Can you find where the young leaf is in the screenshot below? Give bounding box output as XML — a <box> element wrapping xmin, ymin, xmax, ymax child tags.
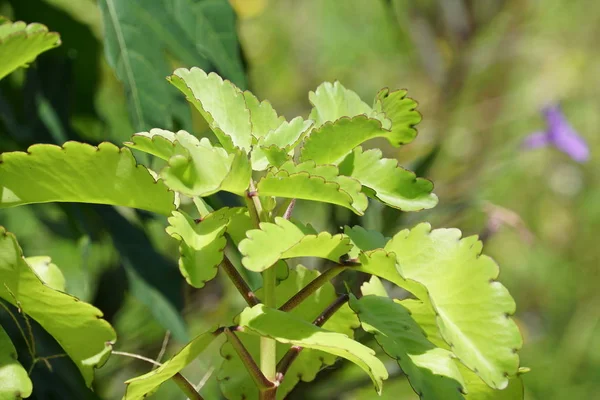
<box><xmin>0</xmin><ymin>19</ymin><xmax>60</xmax><ymax>80</ymax></box>
<box><xmin>0</xmin><ymin>228</ymin><xmax>116</xmax><ymax>386</ymax></box>
<box><xmin>219</xmin><ymin>266</ymin><xmax>358</xmax><ymax>400</ymax></box>
<box><xmin>250</xmin><ymin>117</ymin><xmax>313</xmax><ymax>171</ymax></box>
<box><xmin>0</xmin><ymin>325</ymin><xmax>32</xmax><ymax>400</ymax></box>
<box><xmin>239</xmin><ymin>217</ymin><xmax>352</xmax><ymax>272</ymax></box>
<box><xmin>243</xmin><ymin>91</ymin><xmax>285</xmax><ymax>140</ymax></box>
<box><xmin>237</xmin><ymin>304</ymin><xmax>388</xmax><ymax>394</ymax></box>
<box><xmin>257</xmin><ymin>161</ymin><xmax>368</xmax><ymax>215</ymax></box>
<box><xmin>125</xmin><ymin>129</ymin><xmax>200</xmax><ymax>160</ymax></box>
<box><xmin>386</xmin><ymin>223</ymin><xmax>522</xmax><ymax>389</ymax></box>
<box><xmin>166</xmin><ymin>210</ymin><xmax>229</xmax><ymax>288</ymax></box>
<box><xmin>169</xmin><ymin>67</ymin><xmax>253</xmax><ymax>152</ymax></box>
<box><xmin>0</xmin><ymin>142</ymin><xmax>176</xmax><ymax>215</ymax></box>
<box><xmin>360</xmin><ymin>275</ymin><xmax>388</xmax><ymax>297</ymax></box>
<box><xmin>160</xmin><ymin>138</ymin><xmax>251</xmax><ymax>197</ymax></box>
<box><xmin>373</xmin><ymin>88</ymin><xmax>422</xmax><ymax>145</ymax></box>
<box><xmin>124</xmin><ymin>328</ymin><xmax>222</xmax><ymax>400</ymax></box>
<box><xmin>299</xmin><ymin>116</ymin><xmax>390</xmax><ymax>165</ymax></box>
<box><xmin>308</xmin><ymin>81</ymin><xmax>387</xmax><ymax>127</ymax></box>
<box><xmin>25</xmin><ymin>256</ymin><xmax>66</xmax><ymax>291</ymax></box>
<box><xmin>339</xmin><ymin>146</ymin><xmax>438</xmax><ymax>211</ymax></box>
<box><xmin>344</xmin><ymin>225</ymin><xmax>387</xmax><ymax>258</ymax></box>
<box><xmin>350</xmin><ymin>295</ymin><xmax>466</xmax><ymax>400</ymax></box>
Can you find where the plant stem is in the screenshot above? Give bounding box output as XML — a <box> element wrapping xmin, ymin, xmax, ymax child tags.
<box><xmin>282</xmin><ymin>199</ymin><xmax>296</xmax><ymax>220</ymax></box>
<box><xmin>223</xmin><ymin>328</ymin><xmax>274</xmax><ymax>391</ymax></box>
<box><xmin>279</xmin><ymin>265</ymin><xmax>346</xmax><ymax>312</ymax></box>
<box><xmin>276</xmin><ymin>294</ymin><xmax>349</xmax><ymax>384</ymax></box>
<box><xmin>221</xmin><ymin>256</ymin><xmax>260</xmax><ymax>306</ymax></box>
<box><xmin>111</xmin><ymin>350</ymin><xmax>204</xmax><ymax>400</ymax></box>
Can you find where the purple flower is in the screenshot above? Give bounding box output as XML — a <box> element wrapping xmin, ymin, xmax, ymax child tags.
<box><xmin>522</xmin><ymin>104</ymin><xmax>589</xmax><ymax>162</ymax></box>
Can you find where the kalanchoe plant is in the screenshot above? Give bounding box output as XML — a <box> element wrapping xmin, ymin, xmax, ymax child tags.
<box><xmin>0</xmin><ymin>65</ymin><xmax>525</xmax><ymax>399</ymax></box>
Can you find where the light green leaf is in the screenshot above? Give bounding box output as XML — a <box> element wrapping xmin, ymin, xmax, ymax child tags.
<box><xmin>0</xmin><ymin>324</ymin><xmax>32</xmax><ymax>400</ymax></box>
<box><xmin>243</xmin><ymin>91</ymin><xmax>285</xmax><ymax>140</ymax></box>
<box><xmin>0</xmin><ymin>142</ymin><xmax>176</xmax><ymax>215</ymax></box>
<box><xmin>125</xmin><ymin>129</ymin><xmax>200</xmax><ymax>160</ymax></box>
<box><xmin>25</xmin><ymin>256</ymin><xmax>66</xmax><ymax>291</ymax></box>
<box><xmin>300</xmin><ymin>116</ymin><xmax>391</xmax><ymax>165</ymax></box>
<box><xmin>360</xmin><ymin>275</ymin><xmax>388</xmax><ymax>297</ymax></box>
<box><xmin>308</xmin><ymin>81</ymin><xmax>387</xmax><ymax>127</ymax></box>
<box><xmin>218</xmin><ymin>266</ymin><xmax>359</xmax><ymax>400</ymax></box>
<box><xmin>373</xmin><ymin>88</ymin><xmax>422</xmax><ymax>145</ymax></box>
<box><xmin>251</xmin><ymin>117</ymin><xmax>313</xmax><ymax>170</ymax></box>
<box><xmin>237</xmin><ymin>304</ymin><xmax>388</xmax><ymax>394</ymax></box>
<box><xmin>339</xmin><ymin>147</ymin><xmax>438</xmax><ymax>211</ymax></box>
<box><xmin>99</xmin><ymin>0</ymin><xmax>245</xmax><ymax>131</ymax></box>
<box><xmin>0</xmin><ymin>228</ymin><xmax>116</xmax><ymax>386</ymax></box>
<box><xmin>350</xmin><ymin>295</ymin><xmax>465</xmax><ymax>400</ymax></box>
<box><xmin>169</xmin><ymin>67</ymin><xmax>252</xmax><ymax>152</ymax></box>
<box><xmin>0</xmin><ymin>19</ymin><xmax>60</xmax><ymax>80</ymax></box>
<box><xmin>166</xmin><ymin>210</ymin><xmax>228</xmax><ymax>288</ymax></box>
<box><xmin>344</xmin><ymin>225</ymin><xmax>387</xmax><ymax>259</ymax></box>
<box><xmin>124</xmin><ymin>328</ymin><xmax>222</xmax><ymax>400</ymax></box>
<box><xmin>160</xmin><ymin>137</ymin><xmax>251</xmax><ymax>197</ymax></box>
<box><xmin>385</xmin><ymin>223</ymin><xmax>522</xmax><ymax>389</ymax></box>
<box><xmin>239</xmin><ymin>217</ymin><xmax>352</xmax><ymax>272</ymax></box>
<box><xmin>256</xmin><ymin>161</ymin><xmax>368</xmax><ymax>215</ymax></box>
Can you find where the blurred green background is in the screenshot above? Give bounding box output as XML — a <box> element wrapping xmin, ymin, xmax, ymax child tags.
<box><xmin>0</xmin><ymin>0</ymin><xmax>598</xmax><ymax>399</ymax></box>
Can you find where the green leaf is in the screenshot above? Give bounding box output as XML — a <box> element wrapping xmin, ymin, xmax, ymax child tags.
<box><xmin>126</xmin><ymin>129</ymin><xmax>200</xmax><ymax>160</ymax></box>
<box><xmin>251</xmin><ymin>117</ymin><xmax>313</xmax><ymax>171</ymax></box>
<box><xmin>239</xmin><ymin>217</ymin><xmax>352</xmax><ymax>272</ymax></box>
<box><xmin>339</xmin><ymin>147</ymin><xmax>438</xmax><ymax>211</ymax></box>
<box><xmin>169</xmin><ymin>67</ymin><xmax>252</xmax><ymax>152</ymax></box>
<box><xmin>0</xmin><ymin>228</ymin><xmax>116</xmax><ymax>386</ymax></box>
<box><xmin>0</xmin><ymin>19</ymin><xmax>60</xmax><ymax>80</ymax></box>
<box><xmin>237</xmin><ymin>304</ymin><xmax>388</xmax><ymax>394</ymax></box>
<box><xmin>385</xmin><ymin>223</ymin><xmax>522</xmax><ymax>389</ymax></box>
<box><xmin>243</xmin><ymin>91</ymin><xmax>285</xmax><ymax>140</ymax></box>
<box><xmin>308</xmin><ymin>81</ymin><xmax>386</xmax><ymax>127</ymax></box>
<box><xmin>350</xmin><ymin>295</ymin><xmax>466</xmax><ymax>400</ymax></box>
<box><xmin>300</xmin><ymin>116</ymin><xmax>391</xmax><ymax>165</ymax></box>
<box><xmin>161</xmin><ymin>137</ymin><xmax>251</xmax><ymax>197</ymax></box>
<box><xmin>344</xmin><ymin>225</ymin><xmax>387</xmax><ymax>259</ymax></box>
<box><xmin>0</xmin><ymin>324</ymin><xmax>32</xmax><ymax>400</ymax></box>
<box><xmin>25</xmin><ymin>256</ymin><xmax>66</xmax><ymax>291</ymax></box>
<box><xmin>360</xmin><ymin>275</ymin><xmax>388</xmax><ymax>297</ymax></box>
<box><xmin>218</xmin><ymin>266</ymin><xmax>359</xmax><ymax>400</ymax></box>
<box><xmin>124</xmin><ymin>328</ymin><xmax>222</xmax><ymax>400</ymax></box>
<box><xmin>0</xmin><ymin>142</ymin><xmax>176</xmax><ymax>215</ymax></box>
<box><xmin>373</xmin><ymin>88</ymin><xmax>422</xmax><ymax>145</ymax></box>
<box><xmin>99</xmin><ymin>0</ymin><xmax>245</xmax><ymax>131</ymax></box>
<box><xmin>256</xmin><ymin>161</ymin><xmax>368</xmax><ymax>215</ymax></box>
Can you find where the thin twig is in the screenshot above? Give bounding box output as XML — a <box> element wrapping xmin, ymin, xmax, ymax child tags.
<box><xmin>224</xmin><ymin>327</ymin><xmax>274</xmax><ymax>391</ymax></box>
<box><xmin>221</xmin><ymin>256</ymin><xmax>260</xmax><ymax>306</ymax></box>
<box><xmin>0</xmin><ymin>299</ymin><xmax>34</xmax><ymax>360</ymax></box>
<box><xmin>152</xmin><ymin>330</ymin><xmax>171</xmax><ymax>370</ymax></box>
<box><xmin>282</xmin><ymin>199</ymin><xmax>296</xmax><ymax>220</ymax></box>
<box><xmin>276</xmin><ymin>294</ymin><xmax>349</xmax><ymax>384</ymax></box>
<box><xmin>279</xmin><ymin>266</ymin><xmax>346</xmax><ymax>312</ymax></box>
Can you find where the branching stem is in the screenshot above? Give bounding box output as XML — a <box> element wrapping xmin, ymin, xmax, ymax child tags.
<box><xmin>221</xmin><ymin>256</ymin><xmax>260</xmax><ymax>306</ymax></box>
<box><xmin>224</xmin><ymin>327</ymin><xmax>274</xmax><ymax>391</ymax></box>
<box><xmin>279</xmin><ymin>265</ymin><xmax>346</xmax><ymax>312</ymax></box>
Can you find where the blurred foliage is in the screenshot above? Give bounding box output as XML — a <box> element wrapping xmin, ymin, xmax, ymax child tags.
<box><xmin>0</xmin><ymin>0</ymin><xmax>598</xmax><ymax>399</ymax></box>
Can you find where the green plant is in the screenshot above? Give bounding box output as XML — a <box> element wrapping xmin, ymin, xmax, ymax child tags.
<box><xmin>0</xmin><ymin>18</ymin><xmax>524</xmax><ymax>400</ymax></box>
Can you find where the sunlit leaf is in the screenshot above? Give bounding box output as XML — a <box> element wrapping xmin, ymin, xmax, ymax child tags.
<box><xmin>308</xmin><ymin>81</ymin><xmax>387</xmax><ymax>127</ymax></box>
<box><xmin>218</xmin><ymin>266</ymin><xmax>359</xmax><ymax>400</ymax></box>
<box><xmin>0</xmin><ymin>228</ymin><xmax>116</xmax><ymax>386</ymax></box>
<box><xmin>239</xmin><ymin>217</ymin><xmax>352</xmax><ymax>272</ymax></box>
<box><xmin>25</xmin><ymin>256</ymin><xmax>66</xmax><ymax>291</ymax></box>
<box><xmin>161</xmin><ymin>137</ymin><xmax>251</xmax><ymax>197</ymax></box>
<box><xmin>257</xmin><ymin>161</ymin><xmax>368</xmax><ymax>215</ymax></box>
<box><xmin>243</xmin><ymin>91</ymin><xmax>285</xmax><ymax>140</ymax></box>
<box><xmin>373</xmin><ymin>88</ymin><xmax>421</xmax><ymax>145</ymax></box>
<box><xmin>169</xmin><ymin>67</ymin><xmax>252</xmax><ymax>152</ymax></box>
<box><xmin>251</xmin><ymin>117</ymin><xmax>313</xmax><ymax>171</ymax></box>
<box><xmin>0</xmin><ymin>142</ymin><xmax>176</xmax><ymax>215</ymax></box>
<box><xmin>124</xmin><ymin>328</ymin><xmax>222</xmax><ymax>400</ymax></box>
<box><xmin>236</xmin><ymin>304</ymin><xmax>388</xmax><ymax>394</ymax></box>
<box><xmin>0</xmin><ymin>19</ymin><xmax>60</xmax><ymax>80</ymax></box>
<box><xmin>0</xmin><ymin>324</ymin><xmax>32</xmax><ymax>400</ymax></box>
<box><xmin>360</xmin><ymin>275</ymin><xmax>388</xmax><ymax>297</ymax></box>
<box><xmin>350</xmin><ymin>295</ymin><xmax>465</xmax><ymax>400</ymax></box>
<box><xmin>339</xmin><ymin>146</ymin><xmax>438</xmax><ymax>211</ymax></box>
<box><xmin>386</xmin><ymin>224</ymin><xmax>522</xmax><ymax>389</ymax></box>
<box><xmin>125</xmin><ymin>129</ymin><xmax>200</xmax><ymax>160</ymax></box>
<box><xmin>300</xmin><ymin>116</ymin><xmax>390</xmax><ymax>165</ymax></box>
